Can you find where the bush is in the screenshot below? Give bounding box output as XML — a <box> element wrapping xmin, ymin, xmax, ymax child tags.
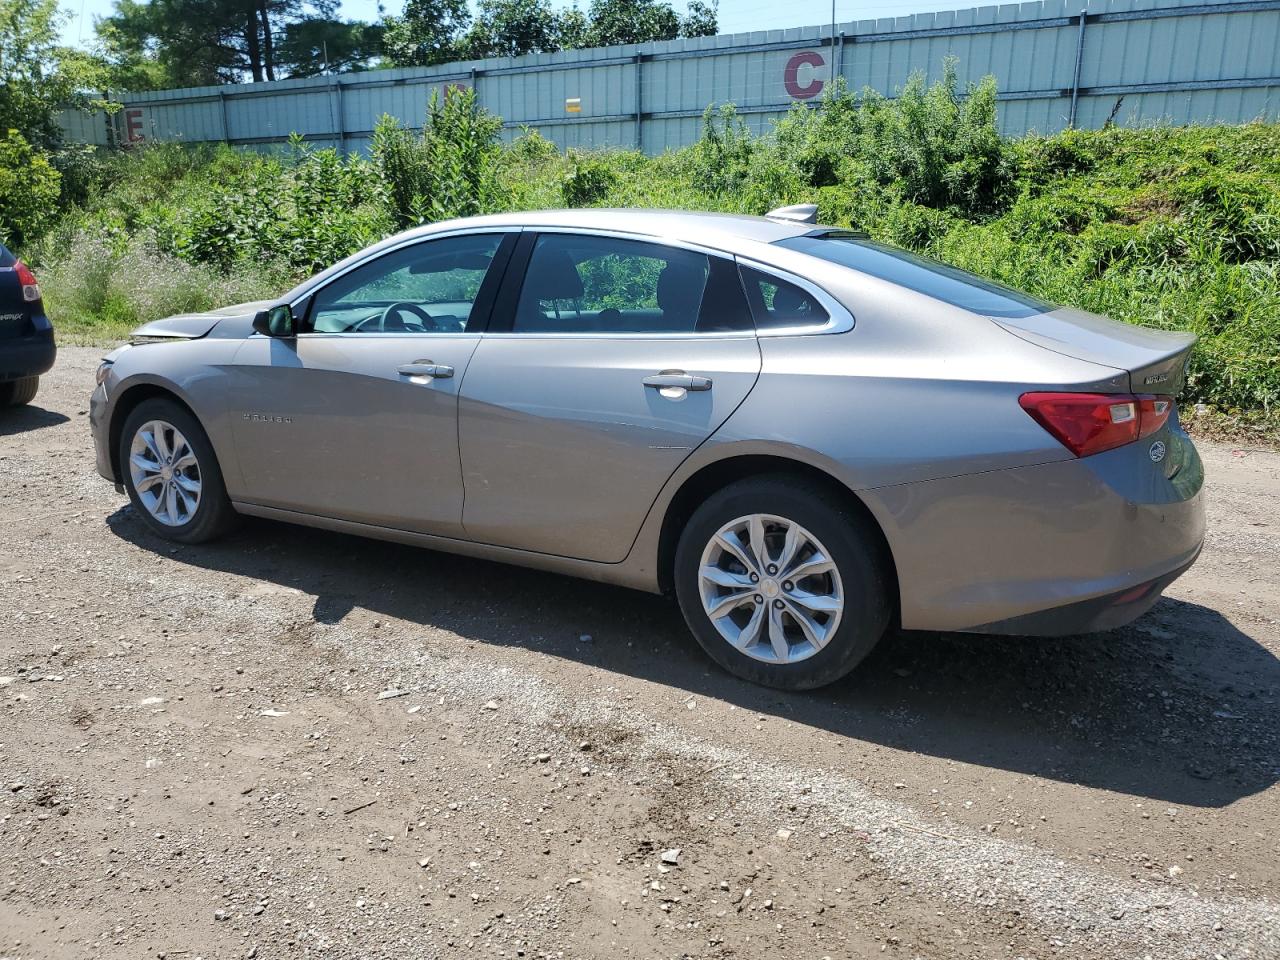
<box><xmin>371</xmin><ymin>86</ymin><xmax>505</xmax><ymax>228</ymax></box>
<box><xmin>561</xmin><ymin>151</ymin><xmax>617</xmax><ymax>206</ymax></box>
<box><xmin>0</xmin><ymin>129</ymin><xmax>61</xmax><ymax>248</ymax></box>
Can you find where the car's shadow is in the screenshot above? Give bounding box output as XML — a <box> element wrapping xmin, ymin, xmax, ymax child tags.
<box><xmin>108</xmin><ymin>507</ymin><xmax>1280</xmax><ymax>808</ymax></box>
<box><xmin>0</xmin><ymin>404</ymin><xmax>70</xmax><ymax>436</ymax></box>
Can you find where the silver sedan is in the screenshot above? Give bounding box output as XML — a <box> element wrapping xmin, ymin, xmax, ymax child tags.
<box><xmin>90</xmin><ymin>208</ymin><xmax>1205</xmax><ymax>689</ymax></box>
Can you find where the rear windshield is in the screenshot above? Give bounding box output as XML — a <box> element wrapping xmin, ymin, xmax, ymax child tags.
<box><xmin>0</xmin><ymin>245</ymin><xmax>13</xmax><ymax>268</ymax></box>
<box><xmin>776</xmin><ymin>234</ymin><xmax>1054</xmax><ymax>319</ymax></box>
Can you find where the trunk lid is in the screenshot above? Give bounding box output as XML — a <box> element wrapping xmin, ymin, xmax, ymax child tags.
<box><xmin>992</xmin><ymin>305</ymin><xmax>1194</xmax><ymax>395</ymax></box>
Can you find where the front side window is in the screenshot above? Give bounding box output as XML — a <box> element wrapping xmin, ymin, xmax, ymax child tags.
<box><xmin>308</xmin><ymin>233</ymin><xmax>505</xmax><ymax>334</ymax></box>
<box><xmin>512</xmin><ymin>234</ymin><xmax>746</xmax><ymax>334</ymax></box>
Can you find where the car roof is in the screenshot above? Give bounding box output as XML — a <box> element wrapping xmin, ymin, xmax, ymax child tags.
<box><xmin>410</xmin><ymin>208</ymin><xmax>815</xmax><ymax>249</ymax></box>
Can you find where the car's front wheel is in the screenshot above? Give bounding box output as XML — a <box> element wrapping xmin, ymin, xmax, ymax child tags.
<box><xmin>674</xmin><ymin>475</ymin><xmax>891</xmax><ymax>690</ymax></box>
<box><xmin>119</xmin><ymin>398</ymin><xmax>237</xmax><ymax>543</ymax></box>
<box><xmin>0</xmin><ymin>376</ymin><xmax>39</xmax><ymax>407</ymax></box>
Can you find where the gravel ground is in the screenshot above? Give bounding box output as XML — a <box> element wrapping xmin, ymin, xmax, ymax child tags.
<box><xmin>2</xmin><ymin>346</ymin><xmax>1278</xmax><ymax>960</ymax></box>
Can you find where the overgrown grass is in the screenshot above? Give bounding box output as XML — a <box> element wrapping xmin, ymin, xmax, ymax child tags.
<box><xmin>26</xmin><ymin>68</ymin><xmax>1280</xmax><ymax>429</ymax></box>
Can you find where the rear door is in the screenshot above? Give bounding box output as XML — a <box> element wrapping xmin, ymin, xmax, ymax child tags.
<box><xmin>226</xmin><ymin>231</ymin><xmax>514</xmax><ymax>537</ymax></box>
<box><xmin>457</xmin><ymin>231</ymin><xmax>761</xmax><ymax>562</ymax></box>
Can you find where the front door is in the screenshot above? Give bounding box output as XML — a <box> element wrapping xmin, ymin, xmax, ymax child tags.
<box><xmin>226</xmin><ymin>231</ymin><xmax>512</xmax><ymax>537</ymax></box>
<box><xmin>458</xmin><ymin>231</ymin><xmax>761</xmax><ymax>562</ymax></box>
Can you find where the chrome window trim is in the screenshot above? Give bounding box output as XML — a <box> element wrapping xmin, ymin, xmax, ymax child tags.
<box><xmin>734</xmin><ymin>255</ymin><xmax>855</xmax><ymax>337</ymax></box>
<box><xmin>479</xmin><ymin>330</ymin><xmax>758</xmax><ymax>341</ymax></box>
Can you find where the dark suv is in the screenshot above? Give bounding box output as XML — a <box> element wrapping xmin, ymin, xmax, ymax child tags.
<box><xmin>0</xmin><ymin>243</ymin><xmax>56</xmax><ymax>406</ymax></box>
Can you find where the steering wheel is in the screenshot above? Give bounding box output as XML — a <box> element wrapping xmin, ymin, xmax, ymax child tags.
<box><xmin>376</xmin><ymin>301</ymin><xmax>436</xmax><ymax>332</ymax></box>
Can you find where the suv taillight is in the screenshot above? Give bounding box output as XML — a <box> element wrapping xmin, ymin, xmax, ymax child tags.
<box><xmin>14</xmin><ymin>260</ymin><xmax>41</xmax><ymax>302</ymax></box>
<box><xmin>1019</xmin><ymin>392</ymin><xmax>1172</xmax><ymax>458</ymax></box>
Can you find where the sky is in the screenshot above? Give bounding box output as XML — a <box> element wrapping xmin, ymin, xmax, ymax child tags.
<box><xmin>57</xmin><ymin>0</ymin><xmax>975</xmax><ymax>49</ymax></box>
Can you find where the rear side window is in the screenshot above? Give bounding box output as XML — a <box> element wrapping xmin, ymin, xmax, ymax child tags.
<box><xmin>512</xmin><ymin>234</ymin><xmax>750</xmax><ymax>334</ymax></box>
<box><xmin>776</xmin><ymin>234</ymin><xmax>1053</xmax><ymax>319</ymax></box>
<box><xmin>739</xmin><ymin>265</ymin><xmax>830</xmax><ymax>329</ymax></box>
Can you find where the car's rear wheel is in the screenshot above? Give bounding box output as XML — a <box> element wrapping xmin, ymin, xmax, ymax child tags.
<box><xmin>674</xmin><ymin>475</ymin><xmax>891</xmax><ymax>690</ymax></box>
<box><xmin>0</xmin><ymin>376</ymin><xmax>39</xmax><ymax>407</ymax></box>
<box><xmin>119</xmin><ymin>398</ymin><xmax>236</xmax><ymax>543</ymax></box>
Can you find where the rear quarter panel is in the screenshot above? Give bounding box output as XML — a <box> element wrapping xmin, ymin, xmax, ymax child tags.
<box><xmin>715</xmin><ymin>269</ymin><xmax>1130</xmax><ymax>490</ymax></box>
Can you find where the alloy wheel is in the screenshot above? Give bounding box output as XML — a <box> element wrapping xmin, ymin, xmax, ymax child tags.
<box><xmin>128</xmin><ymin>419</ymin><xmax>202</xmax><ymax>527</ymax></box>
<box><xmin>697</xmin><ymin>513</ymin><xmax>844</xmax><ymax>664</ymax></box>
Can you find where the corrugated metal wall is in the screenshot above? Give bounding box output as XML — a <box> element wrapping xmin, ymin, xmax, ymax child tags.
<box><xmin>61</xmin><ymin>0</ymin><xmax>1280</xmax><ymax>153</ymax></box>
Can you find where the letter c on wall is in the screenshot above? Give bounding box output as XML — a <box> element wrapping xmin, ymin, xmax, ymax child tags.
<box><xmin>784</xmin><ymin>51</ymin><xmax>826</xmax><ymax>100</ymax></box>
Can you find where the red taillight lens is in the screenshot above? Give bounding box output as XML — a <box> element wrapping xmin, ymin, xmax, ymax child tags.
<box><xmin>14</xmin><ymin>260</ymin><xmax>41</xmax><ymax>302</ymax></box>
<box><xmin>1020</xmin><ymin>392</ymin><xmax>1174</xmax><ymax>458</ymax></box>
<box><xmin>1139</xmin><ymin>396</ymin><xmax>1171</xmax><ymax>438</ymax></box>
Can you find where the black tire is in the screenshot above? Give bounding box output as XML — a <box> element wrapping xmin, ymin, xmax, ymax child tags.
<box><xmin>118</xmin><ymin>397</ymin><xmax>238</xmax><ymax>544</ymax></box>
<box><xmin>0</xmin><ymin>376</ymin><xmax>39</xmax><ymax>406</ymax></box>
<box><xmin>674</xmin><ymin>475</ymin><xmax>891</xmax><ymax>691</ymax></box>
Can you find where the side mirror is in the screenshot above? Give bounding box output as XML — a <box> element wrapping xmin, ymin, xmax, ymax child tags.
<box><xmin>253</xmin><ymin>304</ymin><xmax>296</xmax><ymax>338</ymax></box>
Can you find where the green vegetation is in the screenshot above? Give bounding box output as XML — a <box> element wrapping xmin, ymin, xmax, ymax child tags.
<box><xmin>12</xmin><ymin>67</ymin><xmax>1280</xmax><ymax>427</ymax></box>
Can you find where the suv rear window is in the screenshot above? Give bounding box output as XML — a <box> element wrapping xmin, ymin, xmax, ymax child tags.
<box><xmin>0</xmin><ymin>245</ymin><xmax>14</xmax><ymax>268</ymax></box>
<box><xmin>776</xmin><ymin>234</ymin><xmax>1053</xmax><ymax>319</ymax></box>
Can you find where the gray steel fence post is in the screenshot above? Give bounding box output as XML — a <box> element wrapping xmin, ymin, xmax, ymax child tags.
<box><xmin>1069</xmin><ymin>10</ymin><xmax>1087</xmax><ymax>127</ymax></box>
<box><xmin>218</xmin><ymin>89</ymin><xmax>231</xmax><ymax>144</ymax></box>
<box><xmin>635</xmin><ymin>53</ymin><xmax>644</xmax><ymax>152</ymax></box>
<box><xmin>331</xmin><ymin>79</ymin><xmax>346</xmax><ymax>150</ymax></box>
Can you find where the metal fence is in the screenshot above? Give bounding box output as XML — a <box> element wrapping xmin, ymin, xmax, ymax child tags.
<box><xmin>62</xmin><ymin>0</ymin><xmax>1280</xmax><ymax>154</ymax></box>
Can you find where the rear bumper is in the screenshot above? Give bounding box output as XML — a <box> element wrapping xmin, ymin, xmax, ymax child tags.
<box><xmin>0</xmin><ymin>330</ymin><xmax>56</xmax><ymax>381</ymax></box>
<box><xmin>862</xmin><ymin>427</ymin><xmax>1206</xmax><ymax>635</ymax></box>
<box><xmin>968</xmin><ymin>550</ymin><xmax>1199</xmax><ymax>635</ymax></box>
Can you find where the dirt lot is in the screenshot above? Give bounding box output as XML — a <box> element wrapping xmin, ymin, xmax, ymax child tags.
<box><xmin>2</xmin><ymin>346</ymin><xmax>1278</xmax><ymax>960</ymax></box>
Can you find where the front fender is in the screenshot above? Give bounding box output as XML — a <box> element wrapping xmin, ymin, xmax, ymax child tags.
<box><xmin>96</xmin><ymin>340</ymin><xmax>244</xmax><ymax>494</ymax></box>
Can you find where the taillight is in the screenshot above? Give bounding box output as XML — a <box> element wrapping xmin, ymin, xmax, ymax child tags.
<box><xmin>1020</xmin><ymin>392</ymin><xmax>1173</xmax><ymax>458</ymax></box>
<box><xmin>14</xmin><ymin>260</ymin><xmax>41</xmax><ymax>302</ymax></box>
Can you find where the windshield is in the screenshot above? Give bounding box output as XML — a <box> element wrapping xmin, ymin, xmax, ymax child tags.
<box><xmin>776</xmin><ymin>234</ymin><xmax>1054</xmax><ymax>319</ymax></box>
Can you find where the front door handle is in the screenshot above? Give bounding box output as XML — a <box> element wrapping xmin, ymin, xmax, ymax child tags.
<box><xmin>398</xmin><ymin>361</ymin><xmax>454</xmax><ymax>380</ymax></box>
<box><xmin>643</xmin><ymin>372</ymin><xmax>712</xmax><ymax>392</ymax></box>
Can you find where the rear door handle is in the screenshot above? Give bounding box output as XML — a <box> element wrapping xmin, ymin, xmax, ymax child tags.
<box><xmin>398</xmin><ymin>361</ymin><xmax>454</xmax><ymax>379</ymax></box>
<box><xmin>643</xmin><ymin>372</ymin><xmax>712</xmax><ymax>392</ymax></box>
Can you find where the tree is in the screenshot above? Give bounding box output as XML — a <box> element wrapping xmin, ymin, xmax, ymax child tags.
<box><xmin>584</xmin><ymin>0</ymin><xmax>678</xmax><ymax>46</ymax></box>
<box><xmin>381</xmin><ymin>0</ymin><xmax>717</xmax><ymax>67</ymax></box>
<box><xmin>680</xmin><ymin>0</ymin><xmax>716</xmax><ymax>38</ymax></box>
<box><xmin>276</xmin><ymin>17</ymin><xmax>383</xmax><ymax>76</ymax></box>
<box><xmin>463</xmin><ymin>0</ymin><xmax>562</xmax><ymax>60</ymax></box>
<box><xmin>579</xmin><ymin>0</ymin><xmax>715</xmax><ymax>46</ymax></box>
<box><xmin>381</xmin><ymin>0</ymin><xmax>471</xmax><ymax>67</ymax></box>
<box><xmin>1</xmin><ymin>0</ymin><xmax>106</xmax><ymax>146</ymax></box>
<box><xmin>97</xmin><ymin>0</ymin><xmax>377</xmax><ymax>87</ymax></box>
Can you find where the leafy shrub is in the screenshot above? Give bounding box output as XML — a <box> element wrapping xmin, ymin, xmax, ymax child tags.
<box><xmin>854</xmin><ymin>59</ymin><xmax>1010</xmax><ymax>214</ymax></box>
<box><xmin>371</xmin><ymin>86</ymin><xmax>505</xmax><ymax>228</ymax></box>
<box><xmin>561</xmin><ymin>151</ymin><xmax>617</xmax><ymax>206</ymax></box>
<box><xmin>687</xmin><ymin>103</ymin><xmax>755</xmax><ymax>199</ymax></box>
<box><xmin>0</xmin><ymin>129</ymin><xmax>61</xmax><ymax>247</ymax></box>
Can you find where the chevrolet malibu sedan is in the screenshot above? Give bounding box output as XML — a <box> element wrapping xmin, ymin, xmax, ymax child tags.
<box><xmin>89</xmin><ymin>208</ymin><xmax>1205</xmax><ymax>690</ymax></box>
